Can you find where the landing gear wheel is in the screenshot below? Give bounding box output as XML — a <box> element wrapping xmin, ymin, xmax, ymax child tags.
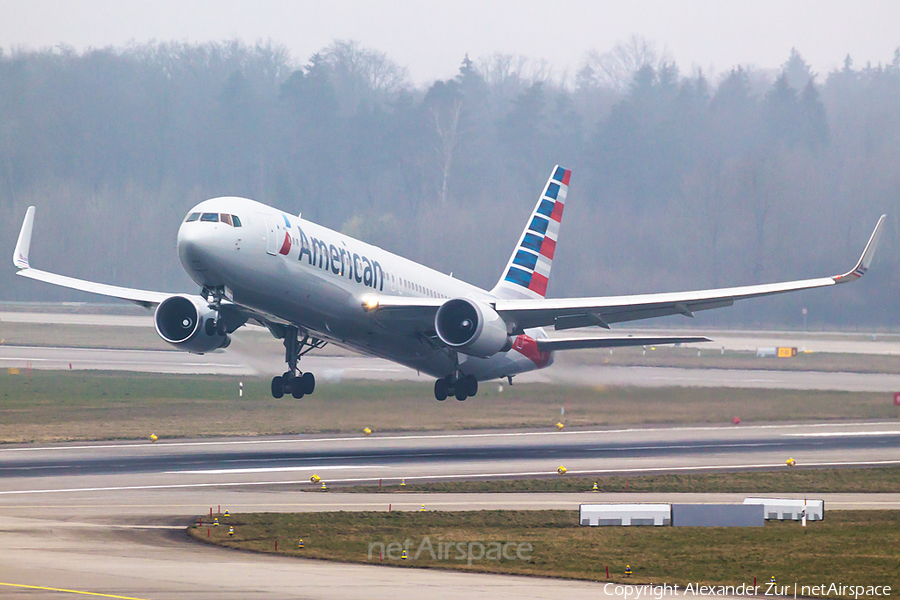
<box><xmin>291</xmin><ymin>378</ymin><xmax>305</xmax><ymax>399</ymax></box>
<box><xmin>465</xmin><ymin>375</ymin><xmax>478</xmax><ymax>397</ymax></box>
<box><xmin>216</xmin><ymin>318</ymin><xmax>227</xmax><ymax>336</ymax></box>
<box><xmin>301</xmin><ymin>372</ymin><xmax>316</xmax><ymax>395</ymax></box>
<box><xmin>454</xmin><ymin>385</ymin><xmax>468</xmax><ymax>401</ymax></box>
<box><xmin>205</xmin><ymin>318</ymin><xmax>216</xmax><ymax>336</ymax></box>
<box><xmin>271</xmin><ymin>376</ymin><xmax>284</xmax><ymax>399</ymax></box>
<box><xmin>434</xmin><ymin>378</ymin><xmax>448</xmax><ymax>401</ymax></box>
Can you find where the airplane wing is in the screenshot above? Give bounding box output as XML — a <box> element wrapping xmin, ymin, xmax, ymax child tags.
<box><xmin>367</xmin><ymin>215</ymin><xmax>885</xmax><ymax>337</ymax></box>
<box><xmin>13</xmin><ymin>207</ymin><xmax>172</xmax><ymax>308</ymax></box>
<box><xmin>496</xmin><ymin>214</ymin><xmax>885</xmax><ymax>333</ymax></box>
<box><xmin>13</xmin><ymin>206</ymin><xmax>295</xmax><ymax>336</ymax></box>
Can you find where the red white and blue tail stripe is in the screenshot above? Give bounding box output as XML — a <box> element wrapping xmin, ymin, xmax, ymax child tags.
<box><xmin>491</xmin><ymin>166</ymin><xmax>571</xmax><ymax>300</ymax></box>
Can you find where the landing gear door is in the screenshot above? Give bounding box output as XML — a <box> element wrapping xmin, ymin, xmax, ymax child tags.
<box><xmin>264</xmin><ymin>218</ymin><xmax>278</xmax><ymax>256</ymax></box>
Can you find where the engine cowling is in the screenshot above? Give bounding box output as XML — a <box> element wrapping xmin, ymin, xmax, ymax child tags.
<box><xmin>435</xmin><ymin>298</ymin><xmax>511</xmax><ymax>358</ymax></box>
<box><xmin>154</xmin><ymin>295</ymin><xmax>230</xmax><ymax>354</ymax></box>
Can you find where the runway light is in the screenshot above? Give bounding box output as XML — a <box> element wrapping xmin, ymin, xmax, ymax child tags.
<box><xmin>557</xmin><ymin>466</ymin><xmax>567</xmax><ymax>475</ymax></box>
<box><xmin>786</xmin><ymin>458</ymin><xmax>797</xmax><ymax>467</ymax></box>
<box><xmin>149</xmin><ymin>434</ymin><xmax>158</xmax><ymax>443</ymax></box>
<box><xmin>556</xmin><ymin>422</ymin><xmax>564</xmax><ymax>431</ymax></box>
<box><xmin>363</xmin><ymin>427</ymin><xmax>372</xmax><ymax>435</ymax></box>
<box><xmin>310</xmin><ymin>474</ymin><xmax>320</xmax><ymax>483</ymax></box>
<box><xmin>320</xmin><ymin>481</ymin><xmax>328</xmax><ymax>491</ymax></box>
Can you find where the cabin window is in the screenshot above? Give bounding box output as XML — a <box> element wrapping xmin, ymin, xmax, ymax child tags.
<box><xmin>185</xmin><ymin>212</ymin><xmax>200</xmax><ymax>222</ymax></box>
<box><xmin>200</xmin><ymin>213</ymin><xmax>219</xmax><ymax>222</ymax></box>
<box><xmin>232</xmin><ymin>215</ymin><xmax>242</xmax><ymax>227</ymax></box>
<box><xmin>220</xmin><ymin>214</ymin><xmax>233</xmax><ymax>226</ymax></box>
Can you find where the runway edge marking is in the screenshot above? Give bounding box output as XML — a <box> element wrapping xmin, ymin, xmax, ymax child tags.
<box><xmin>4</xmin><ymin>421</ymin><xmax>900</xmax><ymax>453</ymax></box>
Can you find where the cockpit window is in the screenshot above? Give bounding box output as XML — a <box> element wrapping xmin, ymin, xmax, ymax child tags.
<box><xmin>220</xmin><ymin>214</ymin><xmax>233</xmax><ymax>226</ymax></box>
<box><xmin>200</xmin><ymin>213</ymin><xmax>219</xmax><ymax>222</ymax></box>
<box><xmin>232</xmin><ymin>215</ymin><xmax>242</xmax><ymax>228</ymax></box>
<box><xmin>185</xmin><ymin>212</ymin><xmax>200</xmax><ymax>222</ymax></box>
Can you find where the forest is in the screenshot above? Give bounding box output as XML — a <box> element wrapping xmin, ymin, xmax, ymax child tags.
<box><xmin>1</xmin><ymin>38</ymin><xmax>898</xmax><ymax>329</ymax></box>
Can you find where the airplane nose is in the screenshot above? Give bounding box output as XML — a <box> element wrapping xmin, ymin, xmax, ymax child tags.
<box><xmin>177</xmin><ymin>221</ymin><xmax>215</xmax><ymax>275</ymax></box>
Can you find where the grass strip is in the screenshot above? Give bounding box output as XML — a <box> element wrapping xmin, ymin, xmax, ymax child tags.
<box><xmin>188</xmin><ymin>509</ymin><xmax>900</xmax><ymax>597</ymax></box>
<box><xmin>343</xmin><ymin>466</ymin><xmax>900</xmax><ymax>494</ymax></box>
<box><xmin>1</xmin><ymin>370</ymin><xmax>898</xmax><ymax>443</ymax></box>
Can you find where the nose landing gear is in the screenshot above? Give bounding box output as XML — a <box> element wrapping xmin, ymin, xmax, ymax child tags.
<box><xmin>270</xmin><ymin>326</ymin><xmax>324</xmax><ymax>399</ymax></box>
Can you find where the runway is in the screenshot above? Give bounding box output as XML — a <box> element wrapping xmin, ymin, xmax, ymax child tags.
<box><xmin>4</xmin><ymin>309</ymin><xmax>900</xmax><ymax>354</ymax></box>
<box><xmin>3</xmin><ymin>310</ymin><xmax>900</xmax><ymax>598</ymax></box>
<box><xmin>1</xmin><ymin>422</ymin><xmax>899</xmax><ymax>599</ymax></box>
<box><xmin>7</xmin><ymin>344</ymin><xmax>900</xmax><ymax>391</ymax></box>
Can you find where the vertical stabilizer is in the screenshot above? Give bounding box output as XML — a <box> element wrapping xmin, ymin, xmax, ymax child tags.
<box><xmin>490</xmin><ymin>166</ymin><xmax>570</xmax><ymax>299</ymax></box>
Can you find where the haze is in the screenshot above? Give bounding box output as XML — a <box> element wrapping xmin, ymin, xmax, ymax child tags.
<box><xmin>3</xmin><ymin>0</ymin><xmax>899</xmax><ymax>83</ymax></box>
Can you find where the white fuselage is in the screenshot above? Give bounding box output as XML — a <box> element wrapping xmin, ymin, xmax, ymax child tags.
<box><xmin>177</xmin><ymin>197</ymin><xmax>553</xmax><ymax>381</ymax></box>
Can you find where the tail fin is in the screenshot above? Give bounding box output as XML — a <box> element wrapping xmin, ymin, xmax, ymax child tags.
<box><xmin>490</xmin><ymin>166</ymin><xmax>570</xmax><ymax>299</ymax></box>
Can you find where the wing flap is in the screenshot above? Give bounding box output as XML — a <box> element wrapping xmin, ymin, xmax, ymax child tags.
<box><xmin>536</xmin><ymin>336</ymin><xmax>711</xmax><ymax>351</ymax></box>
<box><xmin>17</xmin><ymin>268</ymin><xmax>172</xmax><ymax>308</ymax></box>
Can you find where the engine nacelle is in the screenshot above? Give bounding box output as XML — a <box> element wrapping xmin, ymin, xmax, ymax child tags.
<box><xmin>154</xmin><ymin>295</ymin><xmax>230</xmax><ymax>354</ymax></box>
<box><xmin>435</xmin><ymin>298</ymin><xmax>511</xmax><ymax>358</ymax></box>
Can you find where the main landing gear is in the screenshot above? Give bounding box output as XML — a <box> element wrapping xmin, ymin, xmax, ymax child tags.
<box><xmin>271</xmin><ymin>326</ymin><xmax>324</xmax><ymax>399</ymax></box>
<box><xmin>434</xmin><ymin>373</ymin><xmax>478</xmax><ymax>402</ymax></box>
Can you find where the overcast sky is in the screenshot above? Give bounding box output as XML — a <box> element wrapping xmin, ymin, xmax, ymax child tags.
<box><xmin>3</xmin><ymin>0</ymin><xmax>899</xmax><ymax>84</ymax></box>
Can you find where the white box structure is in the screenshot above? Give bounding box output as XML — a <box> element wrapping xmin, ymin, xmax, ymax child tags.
<box><xmin>579</xmin><ymin>504</ymin><xmax>671</xmax><ymax>526</ymax></box>
<box><xmin>743</xmin><ymin>498</ymin><xmax>824</xmax><ymax>521</ymax></box>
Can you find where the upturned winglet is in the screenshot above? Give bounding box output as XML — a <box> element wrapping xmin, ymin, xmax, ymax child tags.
<box><xmin>13</xmin><ymin>206</ymin><xmax>35</xmax><ymax>269</ymax></box>
<box><xmin>832</xmin><ymin>214</ymin><xmax>886</xmax><ymax>284</ymax></box>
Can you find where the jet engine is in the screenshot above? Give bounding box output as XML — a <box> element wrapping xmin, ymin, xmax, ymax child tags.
<box><xmin>434</xmin><ymin>298</ymin><xmax>511</xmax><ymax>358</ymax></box>
<box><xmin>154</xmin><ymin>295</ymin><xmax>230</xmax><ymax>354</ymax></box>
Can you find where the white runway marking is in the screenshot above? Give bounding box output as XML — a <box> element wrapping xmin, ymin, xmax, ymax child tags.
<box><xmin>169</xmin><ymin>465</ymin><xmax>387</xmax><ymax>475</ymax></box>
<box><xmin>4</xmin><ymin>459</ymin><xmax>900</xmax><ymax>496</ymax></box>
<box><xmin>3</xmin><ymin>421</ymin><xmax>899</xmax><ymax>453</ymax></box>
<box><xmin>784</xmin><ymin>431</ymin><xmax>900</xmax><ymax>437</ymax></box>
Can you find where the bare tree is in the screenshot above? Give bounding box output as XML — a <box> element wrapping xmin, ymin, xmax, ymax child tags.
<box><xmin>432</xmin><ymin>98</ymin><xmax>462</xmax><ymax>206</ymax></box>
<box><xmin>580</xmin><ymin>35</ymin><xmax>671</xmax><ymax>93</ymax></box>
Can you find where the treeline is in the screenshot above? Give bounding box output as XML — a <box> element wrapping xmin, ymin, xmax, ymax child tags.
<box><xmin>1</xmin><ymin>39</ymin><xmax>898</xmax><ymax>329</ymax></box>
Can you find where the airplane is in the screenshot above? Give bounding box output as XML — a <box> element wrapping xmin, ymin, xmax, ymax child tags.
<box><xmin>12</xmin><ymin>166</ymin><xmax>885</xmax><ymax>401</ymax></box>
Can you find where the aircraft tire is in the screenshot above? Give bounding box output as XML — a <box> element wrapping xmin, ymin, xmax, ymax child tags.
<box><xmin>465</xmin><ymin>375</ymin><xmax>478</xmax><ymax>397</ymax></box>
<box><xmin>454</xmin><ymin>386</ymin><xmax>468</xmax><ymax>401</ymax></box>
<box><xmin>301</xmin><ymin>372</ymin><xmax>316</xmax><ymax>395</ymax></box>
<box><xmin>291</xmin><ymin>379</ymin><xmax>305</xmax><ymax>399</ymax></box>
<box><xmin>216</xmin><ymin>318</ymin><xmax>227</xmax><ymax>336</ymax></box>
<box><xmin>271</xmin><ymin>376</ymin><xmax>284</xmax><ymax>399</ymax></box>
<box><xmin>204</xmin><ymin>318</ymin><xmax>216</xmax><ymax>336</ymax></box>
<box><xmin>434</xmin><ymin>379</ymin><xmax>448</xmax><ymax>401</ymax></box>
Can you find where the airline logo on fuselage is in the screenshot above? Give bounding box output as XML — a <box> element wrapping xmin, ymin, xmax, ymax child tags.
<box><xmin>294</xmin><ymin>225</ymin><xmax>384</xmax><ymax>291</ymax></box>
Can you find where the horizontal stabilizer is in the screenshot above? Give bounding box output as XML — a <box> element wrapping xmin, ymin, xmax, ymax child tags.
<box><xmin>536</xmin><ymin>336</ymin><xmax>711</xmax><ymax>352</ymax></box>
